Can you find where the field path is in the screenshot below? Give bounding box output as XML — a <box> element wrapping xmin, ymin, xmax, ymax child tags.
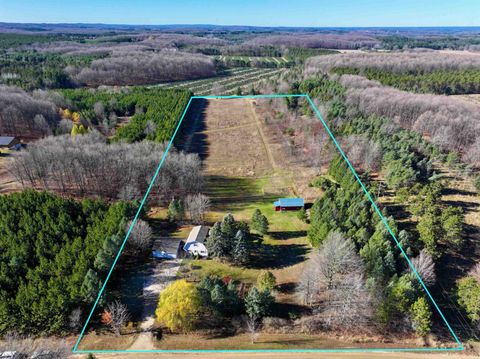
<box><xmin>248</xmin><ymin>100</ymin><xmax>277</xmax><ymax>171</ymax></box>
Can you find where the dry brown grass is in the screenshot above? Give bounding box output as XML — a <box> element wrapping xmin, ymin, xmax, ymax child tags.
<box><xmin>453</xmin><ymin>94</ymin><xmax>480</xmax><ymax>106</ymax></box>
<box><xmin>77</xmin><ymin>331</ymin><xmax>138</xmax><ymax>350</ymax></box>
<box><xmin>0</xmin><ymin>152</ymin><xmax>21</xmax><ymax>195</ymax></box>
<box><xmin>200</xmin><ymin>99</ymin><xmax>273</xmax><ymax>177</ymax></box>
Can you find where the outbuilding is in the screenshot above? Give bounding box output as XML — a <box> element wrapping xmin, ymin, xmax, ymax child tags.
<box><xmin>0</xmin><ymin>136</ymin><xmax>20</xmax><ymax>150</ymax></box>
<box><xmin>273</xmin><ymin>198</ymin><xmax>304</xmax><ymax>211</ymax></box>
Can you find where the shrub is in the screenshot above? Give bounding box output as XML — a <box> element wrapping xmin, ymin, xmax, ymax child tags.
<box><xmin>257</xmin><ymin>271</ymin><xmax>277</xmax><ymax>292</ymax></box>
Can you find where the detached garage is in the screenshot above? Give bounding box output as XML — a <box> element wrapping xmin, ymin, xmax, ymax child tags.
<box><xmin>273</xmin><ymin>198</ymin><xmax>304</xmax><ymax>211</ymax></box>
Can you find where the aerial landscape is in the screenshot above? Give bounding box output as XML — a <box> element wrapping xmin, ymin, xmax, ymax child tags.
<box><xmin>1</xmin><ymin>0</ymin><xmax>480</xmax><ymax>358</ymax></box>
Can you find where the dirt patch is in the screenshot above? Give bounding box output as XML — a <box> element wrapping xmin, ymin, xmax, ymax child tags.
<box><xmin>452</xmin><ymin>94</ymin><xmax>480</xmax><ymax>106</ymax></box>
<box><xmin>0</xmin><ymin>153</ymin><xmax>21</xmax><ymax>195</ymax></box>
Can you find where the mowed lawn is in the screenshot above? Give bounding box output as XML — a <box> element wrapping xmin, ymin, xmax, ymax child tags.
<box><xmin>182</xmin><ymin>175</ymin><xmax>312</xmax><ymax>305</ymax></box>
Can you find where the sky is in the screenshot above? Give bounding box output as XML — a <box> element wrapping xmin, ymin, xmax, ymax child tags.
<box><xmin>0</xmin><ymin>0</ymin><xmax>479</xmax><ymax>27</ymax></box>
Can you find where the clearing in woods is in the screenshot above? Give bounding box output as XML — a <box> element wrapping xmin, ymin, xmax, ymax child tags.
<box><xmin>74</xmin><ymin>95</ymin><xmax>462</xmax><ymax>354</ymax></box>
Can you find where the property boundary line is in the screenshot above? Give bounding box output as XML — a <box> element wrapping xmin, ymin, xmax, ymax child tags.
<box><xmin>72</xmin><ymin>93</ymin><xmax>464</xmax><ymax>354</ymax></box>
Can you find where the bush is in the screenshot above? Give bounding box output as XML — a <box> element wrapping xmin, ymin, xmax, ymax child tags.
<box><xmin>257</xmin><ymin>271</ymin><xmax>277</xmax><ymax>292</ymax></box>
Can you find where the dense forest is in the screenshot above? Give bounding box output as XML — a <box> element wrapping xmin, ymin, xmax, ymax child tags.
<box><xmin>0</xmin><ymin>190</ymin><xmax>136</xmax><ymax>334</ymax></box>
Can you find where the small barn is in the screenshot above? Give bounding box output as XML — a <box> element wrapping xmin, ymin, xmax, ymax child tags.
<box><xmin>273</xmin><ymin>198</ymin><xmax>304</xmax><ymax>211</ymax></box>
<box><xmin>0</xmin><ymin>136</ymin><xmax>20</xmax><ymax>150</ymax></box>
<box><xmin>183</xmin><ymin>225</ymin><xmax>209</xmax><ymax>258</ymax></box>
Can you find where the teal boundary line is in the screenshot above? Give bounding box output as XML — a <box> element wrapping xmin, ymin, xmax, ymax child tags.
<box><xmin>73</xmin><ymin>93</ymin><xmax>463</xmax><ymax>354</ymax></box>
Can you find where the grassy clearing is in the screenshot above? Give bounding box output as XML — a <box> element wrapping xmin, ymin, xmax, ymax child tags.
<box><xmin>153</xmin><ymin>332</ymin><xmax>419</xmax><ymax>350</ymax></box>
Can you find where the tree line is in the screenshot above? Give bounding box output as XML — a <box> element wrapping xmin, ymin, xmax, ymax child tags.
<box><xmin>333</xmin><ymin>67</ymin><xmax>480</xmax><ymax>95</ymax></box>
<box><xmin>68</xmin><ymin>50</ymin><xmax>217</xmax><ymax>86</ymax></box>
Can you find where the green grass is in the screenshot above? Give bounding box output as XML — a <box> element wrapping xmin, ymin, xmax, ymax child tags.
<box><xmin>184</xmin><ymin>259</ymin><xmax>260</xmax><ymax>283</ymax></box>
<box><xmin>184</xmin><ymin>175</ymin><xmax>311</xmax><ymax>284</ymax></box>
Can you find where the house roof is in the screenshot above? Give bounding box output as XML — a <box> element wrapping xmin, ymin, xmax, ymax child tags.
<box><xmin>0</xmin><ymin>136</ymin><xmax>16</xmax><ymax>146</ymax></box>
<box><xmin>186</xmin><ymin>225</ymin><xmax>209</xmax><ymax>243</ymax></box>
<box><xmin>184</xmin><ymin>241</ymin><xmax>208</xmax><ymax>252</ymax></box>
<box><xmin>273</xmin><ymin>198</ymin><xmax>304</xmax><ymax>207</ymax></box>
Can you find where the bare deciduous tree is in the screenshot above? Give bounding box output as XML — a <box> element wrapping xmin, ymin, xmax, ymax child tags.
<box><xmin>104</xmin><ymin>301</ymin><xmax>130</xmax><ymax>336</ymax></box>
<box><xmin>185</xmin><ymin>193</ymin><xmax>211</xmax><ymax>223</ymax></box>
<box><xmin>127</xmin><ymin>219</ymin><xmax>153</xmax><ymax>253</ymax></box>
<box><xmin>73</xmin><ymin>50</ymin><xmax>217</xmax><ymax>86</ymax></box>
<box><xmin>9</xmin><ymin>132</ymin><xmax>203</xmax><ymax>201</ymax></box>
<box><xmin>94</xmin><ymin>101</ymin><xmax>105</xmax><ymax>119</ymax></box>
<box><xmin>68</xmin><ymin>307</ymin><xmax>82</xmax><ymax>332</ymax></box>
<box><xmin>0</xmin><ymin>85</ymin><xmax>59</xmax><ymax>138</ymax></box>
<box><xmin>243</xmin><ymin>315</ymin><xmax>260</xmax><ymax>344</ymax></box>
<box><xmin>409</xmin><ymin>249</ymin><xmax>436</xmax><ymax>286</ymax></box>
<box><xmin>297</xmin><ymin>231</ymin><xmax>372</xmax><ymax>329</ymax></box>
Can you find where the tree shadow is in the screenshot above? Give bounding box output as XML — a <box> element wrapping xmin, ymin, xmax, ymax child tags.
<box><xmin>248</xmin><ymin>242</ymin><xmax>310</xmax><ymax>269</ymax></box>
<box><xmin>269</xmin><ymin>231</ymin><xmax>307</xmax><ymax>240</ymax></box>
<box><xmin>270</xmin><ymin>302</ymin><xmax>311</xmax><ymax>319</ymax></box>
<box><xmin>175</xmin><ymin>98</ymin><xmax>209</xmax><ymax>161</ymax></box>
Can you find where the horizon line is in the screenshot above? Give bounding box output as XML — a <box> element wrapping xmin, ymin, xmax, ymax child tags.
<box><xmin>1</xmin><ymin>21</ymin><xmax>480</xmax><ymax>29</ymax></box>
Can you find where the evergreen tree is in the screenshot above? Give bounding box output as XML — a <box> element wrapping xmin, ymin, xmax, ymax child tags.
<box><xmin>167</xmin><ymin>198</ymin><xmax>184</xmax><ymax>222</ymax></box>
<box><xmin>205</xmin><ymin>222</ymin><xmax>229</xmax><ymax>258</ymax></box>
<box><xmin>251</xmin><ymin>209</ymin><xmax>269</xmax><ymax>235</ymax></box>
<box><xmin>410</xmin><ymin>297</ymin><xmax>432</xmax><ymax>337</ymax></box>
<box><xmin>244</xmin><ymin>286</ymin><xmax>274</xmax><ymax>320</ymax></box>
<box><xmin>80</xmin><ymin>269</ymin><xmax>102</xmax><ymax>303</ymax></box>
<box><xmin>206</xmin><ymin>214</ymin><xmax>251</xmax><ymax>261</ymax></box>
<box><xmin>232</xmin><ymin>230</ymin><xmax>249</xmax><ymax>265</ymax></box>
<box><xmin>297</xmin><ymin>207</ymin><xmax>307</xmax><ymax>222</ymax></box>
<box><xmin>197</xmin><ymin>276</ymin><xmax>243</xmax><ymax>316</ymax></box>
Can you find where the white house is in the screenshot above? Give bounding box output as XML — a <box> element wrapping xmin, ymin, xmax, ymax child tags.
<box><xmin>183</xmin><ymin>225</ymin><xmax>209</xmax><ymax>258</ymax></box>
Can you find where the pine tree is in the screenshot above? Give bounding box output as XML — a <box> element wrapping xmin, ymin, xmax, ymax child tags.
<box><xmin>205</xmin><ymin>222</ymin><xmax>229</xmax><ymax>258</ymax></box>
<box><xmin>167</xmin><ymin>198</ymin><xmax>184</xmax><ymax>222</ymax></box>
<box><xmin>410</xmin><ymin>297</ymin><xmax>432</xmax><ymax>337</ymax></box>
<box><xmin>232</xmin><ymin>230</ymin><xmax>249</xmax><ymax>265</ymax></box>
<box><xmin>245</xmin><ymin>286</ymin><xmax>274</xmax><ymax>320</ymax></box>
<box><xmin>251</xmin><ymin>209</ymin><xmax>269</xmax><ymax>234</ymax></box>
<box><xmin>80</xmin><ymin>269</ymin><xmax>102</xmax><ymax>303</ymax></box>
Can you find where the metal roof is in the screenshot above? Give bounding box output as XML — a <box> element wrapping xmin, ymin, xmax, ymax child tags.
<box><xmin>0</xmin><ymin>136</ymin><xmax>15</xmax><ymax>146</ymax></box>
<box><xmin>273</xmin><ymin>198</ymin><xmax>304</xmax><ymax>207</ymax></box>
<box><xmin>186</xmin><ymin>225</ymin><xmax>210</xmax><ymax>243</ymax></box>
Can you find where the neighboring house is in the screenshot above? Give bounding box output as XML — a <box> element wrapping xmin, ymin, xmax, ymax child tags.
<box><xmin>273</xmin><ymin>197</ymin><xmax>304</xmax><ymax>211</ymax></box>
<box><xmin>183</xmin><ymin>225</ymin><xmax>209</xmax><ymax>258</ymax></box>
<box><xmin>0</xmin><ymin>136</ymin><xmax>20</xmax><ymax>150</ymax></box>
